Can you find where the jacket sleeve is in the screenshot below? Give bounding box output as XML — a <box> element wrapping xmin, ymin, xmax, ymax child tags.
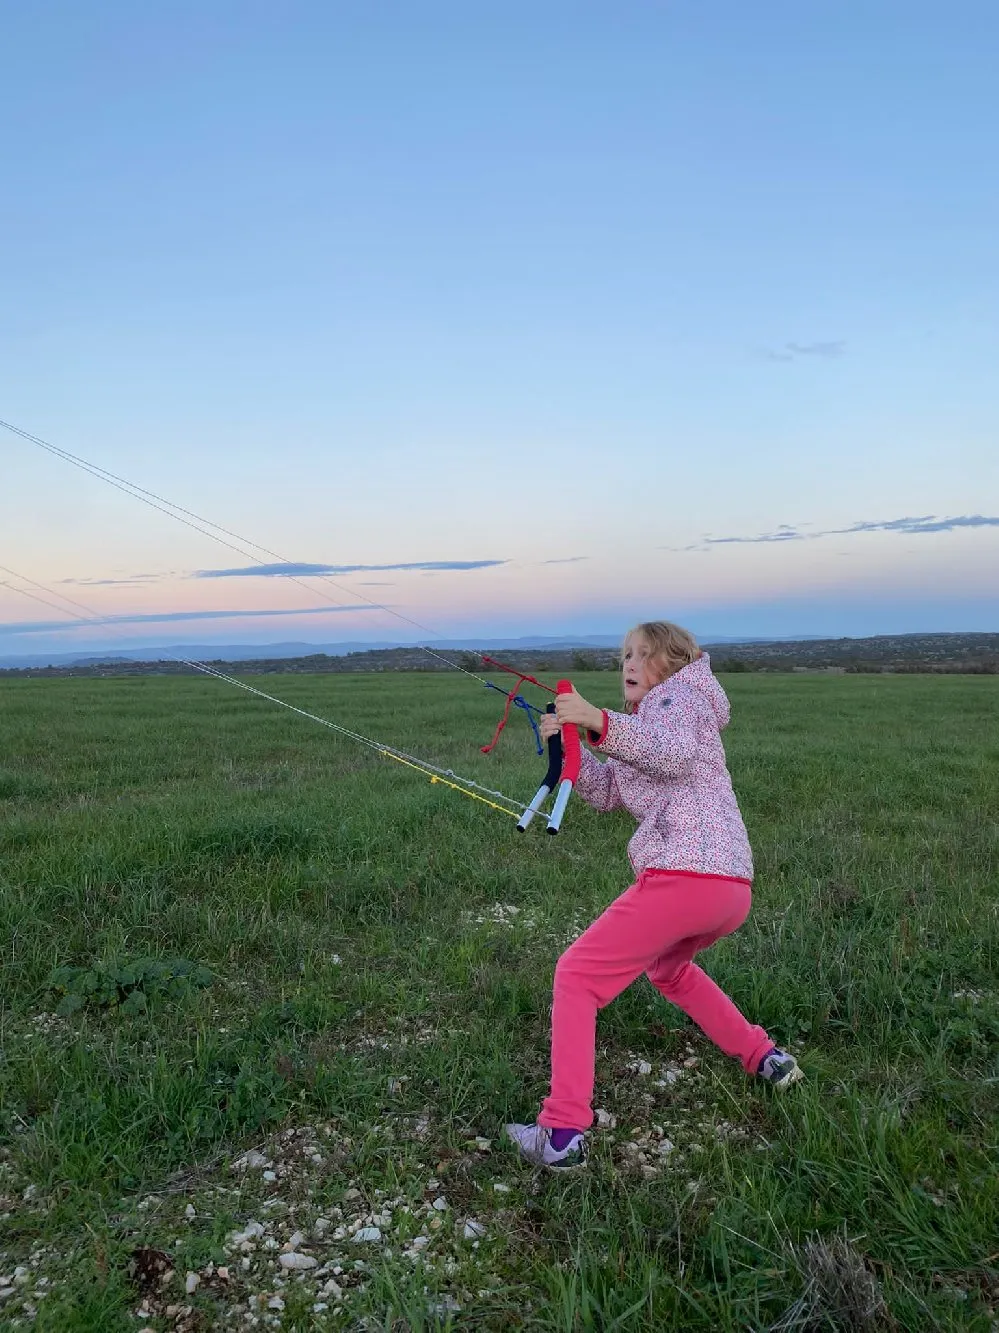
<box><xmin>595</xmin><ymin>685</ymin><xmax>701</xmax><ymax>778</ymax></box>
<box><xmin>573</xmin><ymin>745</ymin><xmax>624</xmax><ymax>811</ymax></box>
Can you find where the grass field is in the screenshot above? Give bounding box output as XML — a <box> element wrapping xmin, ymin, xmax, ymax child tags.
<box><xmin>1</xmin><ymin>669</ymin><xmax>997</xmax><ymax>1331</ymax></box>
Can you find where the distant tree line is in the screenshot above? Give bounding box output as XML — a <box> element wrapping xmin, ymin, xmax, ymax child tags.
<box><xmin>4</xmin><ymin>636</ymin><xmax>998</xmax><ymax>679</ymax></box>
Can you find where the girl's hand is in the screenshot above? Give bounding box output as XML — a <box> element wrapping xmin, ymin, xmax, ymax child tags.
<box><xmin>539</xmin><ymin>713</ymin><xmax>561</xmax><ymax>742</ymax></box>
<box><xmin>555</xmin><ymin>688</ymin><xmax>604</xmax><ymax>736</ymax></box>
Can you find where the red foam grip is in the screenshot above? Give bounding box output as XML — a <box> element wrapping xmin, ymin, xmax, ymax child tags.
<box><xmin>556</xmin><ymin>679</ymin><xmax>582</xmax><ymax>784</ymax></box>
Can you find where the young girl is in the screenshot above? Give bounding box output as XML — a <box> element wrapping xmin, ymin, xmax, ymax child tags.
<box><xmin>506</xmin><ymin>621</ymin><xmax>802</xmax><ymax>1169</ymax></box>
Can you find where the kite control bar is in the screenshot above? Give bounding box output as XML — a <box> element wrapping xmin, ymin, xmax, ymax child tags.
<box><xmin>516</xmin><ymin>679</ymin><xmax>581</xmax><ymax>835</ymax></box>
<box><xmin>516</xmin><ymin>704</ymin><xmax>561</xmax><ymax>830</ymax></box>
<box><xmin>547</xmin><ymin>680</ymin><xmax>581</xmax><ymax>833</ymax></box>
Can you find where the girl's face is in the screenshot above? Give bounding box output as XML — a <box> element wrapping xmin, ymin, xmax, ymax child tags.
<box><xmin>622</xmin><ymin>635</ymin><xmax>660</xmax><ymax>707</ymax></box>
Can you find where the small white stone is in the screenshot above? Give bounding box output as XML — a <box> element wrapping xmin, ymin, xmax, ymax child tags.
<box><xmin>432</xmin><ymin>1196</ymin><xmax>448</xmax><ymax>1212</ymax></box>
<box><xmin>595</xmin><ymin>1108</ymin><xmax>616</xmax><ymax>1128</ymax></box>
<box><xmin>353</xmin><ymin>1227</ymin><xmax>381</xmax><ymax>1243</ymax></box>
<box><xmin>279</xmin><ymin>1252</ymin><xmax>318</xmax><ymax>1271</ymax></box>
<box><xmin>184</xmin><ymin>1203</ymin><xmax>196</xmax><ymax>1219</ymax></box>
<box><xmin>217</xmin><ymin>1266</ymin><xmax>230</xmax><ymax>1281</ymax></box>
<box><xmin>463</xmin><ymin>1219</ymin><xmax>487</xmax><ymax>1240</ymax></box>
<box><xmin>492</xmin><ymin>1183</ymin><xmax>510</xmax><ymax>1194</ymax></box>
<box><xmin>658</xmin><ymin>1139</ymin><xmax>676</xmax><ymax>1156</ymax></box>
<box><xmin>262</xmin><ymin>1170</ymin><xmax>277</xmax><ymax>1182</ymax></box>
<box><xmin>232</xmin><ymin>1150</ymin><xmax>271</xmax><ymax>1171</ymax></box>
<box><xmin>283</xmin><ymin>1231</ymin><xmax>305</xmax><ymax>1252</ymax></box>
<box><xmin>331</xmin><ymin>955</ymin><xmax>342</xmax><ymax>965</ymax></box>
<box><xmin>267</xmin><ymin>1295</ymin><xmax>285</xmax><ymax>1310</ymax></box>
<box><xmin>229</xmin><ymin>1220</ymin><xmax>265</xmax><ymax>1243</ymax></box>
<box><xmin>185</xmin><ymin>1272</ymin><xmax>200</xmax><ymax>1294</ymax></box>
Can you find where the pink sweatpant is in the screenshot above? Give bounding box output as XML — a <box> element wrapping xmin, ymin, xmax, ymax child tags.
<box><xmin>539</xmin><ymin>869</ymin><xmax>773</xmax><ymax>1131</ymax></box>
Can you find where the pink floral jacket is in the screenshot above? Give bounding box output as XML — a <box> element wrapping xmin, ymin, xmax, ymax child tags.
<box><xmin>575</xmin><ymin>654</ymin><xmax>753</xmax><ymax>880</ymax></box>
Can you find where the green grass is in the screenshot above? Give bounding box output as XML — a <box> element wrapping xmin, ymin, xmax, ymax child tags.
<box><xmin>0</xmin><ymin>670</ymin><xmax>997</xmax><ymax>1330</ymax></box>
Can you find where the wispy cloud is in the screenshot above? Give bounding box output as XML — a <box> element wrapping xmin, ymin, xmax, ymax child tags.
<box><xmin>704</xmin><ymin>525</ymin><xmax>806</xmax><ymax>546</ymax></box>
<box><xmin>541</xmin><ymin>556</ymin><xmax>589</xmax><ymax>565</ymax></box>
<box><xmin>834</xmin><ymin>515</ymin><xmax>999</xmax><ymax>535</ymax></box>
<box><xmin>758</xmin><ymin>340</ymin><xmax>846</xmax><ymax>363</ymax></box>
<box><xmin>60</xmin><ymin>574</ymin><xmax>165</xmax><ymax>586</ymax></box>
<box><xmin>1</xmin><ymin>604</ymin><xmax>385</xmax><ymax>637</ymax></box>
<box><xmin>669</xmin><ymin>515</ymin><xmax>999</xmax><ymax>552</ymax></box>
<box><xmin>194</xmin><ymin>560</ymin><xmax>506</xmax><ymax>579</ymax></box>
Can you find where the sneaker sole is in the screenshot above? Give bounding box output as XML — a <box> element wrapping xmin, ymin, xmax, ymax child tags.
<box><xmin>508</xmin><ymin>1145</ymin><xmax>588</xmax><ymax>1171</ymax></box>
<box><xmin>770</xmin><ymin>1064</ymin><xmax>805</xmax><ymax>1090</ymax></box>
<box><xmin>544</xmin><ymin>1153</ymin><xmax>587</xmax><ymax>1172</ymax></box>
<box><xmin>503</xmin><ymin>1127</ymin><xmax>587</xmax><ymax>1171</ymax></box>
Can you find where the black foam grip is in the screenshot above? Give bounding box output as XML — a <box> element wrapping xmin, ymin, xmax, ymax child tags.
<box><xmin>543</xmin><ymin>702</ymin><xmax>562</xmax><ymax>790</ymax></box>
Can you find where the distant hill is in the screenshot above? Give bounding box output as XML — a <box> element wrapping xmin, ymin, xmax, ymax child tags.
<box><xmin>707</xmin><ymin>632</ymin><xmax>999</xmax><ymax>673</ymax></box>
<box><xmin>2</xmin><ymin>633</ymin><xmax>996</xmax><ymax>678</ymax></box>
<box><xmin>0</xmin><ymin>632</ymin><xmax>785</xmax><ymax>672</ymax></box>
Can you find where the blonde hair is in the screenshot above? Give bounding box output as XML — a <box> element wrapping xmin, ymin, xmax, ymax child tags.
<box><xmin>622</xmin><ymin>621</ymin><xmax>701</xmax><ymax>712</ymax></box>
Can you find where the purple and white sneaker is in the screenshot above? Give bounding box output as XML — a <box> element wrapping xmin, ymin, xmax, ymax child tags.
<box><xmin>757</xmin><ymin>1047</ymin><xmax>804</xmax><ymax>1089</ymax></box>
<box><xmin>504</xmin><ymin>1122</ymin><xmax>587</xmax><ymax>1170</ymax></box>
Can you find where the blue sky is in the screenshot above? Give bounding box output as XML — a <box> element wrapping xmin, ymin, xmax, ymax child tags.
<box><xmin>1</xmin><ymin>1</ymin><xmax>997</xmax><ymax>660</ymax></box>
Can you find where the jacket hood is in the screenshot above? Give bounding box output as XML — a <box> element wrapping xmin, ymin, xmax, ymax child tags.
<box><xmin>644</xmin><ymin>653</ymin><xmax>730</xmax><ymax>728</ymax></box>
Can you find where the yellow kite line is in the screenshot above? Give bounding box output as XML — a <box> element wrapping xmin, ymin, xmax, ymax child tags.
<box><xmin>0</xmin><ymin>564</ymin><xmax>528</xmax><ymax>821</ymax></box>
<box><xmin>0</xmin><ymin>415</ymin><xmax>543</xmax><ymax>819</ymax></box>
<box><xmin>186</xmin><ymin>657</ymin><xmax>526</xmax><ymax>818</ymax></box>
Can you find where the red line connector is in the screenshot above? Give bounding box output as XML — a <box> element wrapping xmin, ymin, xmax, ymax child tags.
<box><xmin>479</xmin><ymin>655</ymin><xmax>555</xmax><ymax>754</ymax></box>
